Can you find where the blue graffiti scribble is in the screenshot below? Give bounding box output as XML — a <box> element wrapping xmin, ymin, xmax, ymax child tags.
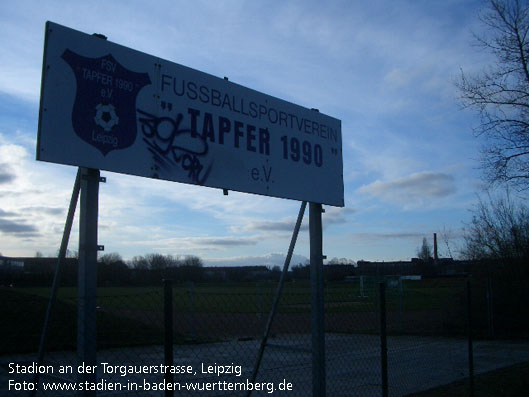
<box><xmin>137</xmin><ymin>109</ymin><xmax>212</xmax><ymax>185</ymax></box>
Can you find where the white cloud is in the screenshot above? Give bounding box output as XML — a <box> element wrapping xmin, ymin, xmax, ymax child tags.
<box><xmin>141</xmin><ymin>236</ymin><xmax>259</xmax><ymax>250</ymax></box>
<box><xmin>0</xmin><ymin>163</ymin><xmax>17</xmax><ymax>184</ymax></box>
<box><xmin>358</xmin><ymin>172</ymin><xmax>456</xmax><ymax>207</ymax></box>
<box><xmin>0</xmin><ymin>135</ymin><xmax>79</xmax><ymax>254</ymax></box>
<box><xmin>349</xmin><ymin>231</ymin><xmax>426</xmax><ymax>242</ymax></box>
<box><xmin>241</xmin><ymin>218</ymin><xmax>309</xmax><ymax>233</ymax></box>
<box><xmin>204</xmin><ymin>253</ymin><xmax>308</xmax><ymax>268</ymax></box>
<box><xmin>232</xmin><ymin>206</ymin><xmax>353</xmax><ymax>235</ymax></box>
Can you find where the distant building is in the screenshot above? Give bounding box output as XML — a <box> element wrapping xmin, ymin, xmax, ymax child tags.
<box><xmin>356</xmin><ymin>258</ymin><xmax>471</xmax><ymax>277</ymax></box>
<box><xmin>202</xmin><ymin>266</ymin><xmax>271</xmax><ymax>282</ymax></box>
<box><xmin>356</xmin><ymin>260</ymin><xmax>421</xmax><ymax>276</ymax></box>
<box><xmin>0</xmin><ymin>256</ymin><xmax>78</xmax><ymax>286</ymax></box>
<box><xmin>323</xmin><ymin>264</ymin><xmax>356</xmax><ymax>281</ymax></box>
<box><xmin>0</xmin><ymin>256</ymin><xmax>24</xmax><ymax>285</ymax></box>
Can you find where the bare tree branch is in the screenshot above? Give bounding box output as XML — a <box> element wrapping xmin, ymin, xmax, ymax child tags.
<box><xmin>458</xmin><ymin>0</ymin><xmax>529</xmax><ymax>192</ymax></box>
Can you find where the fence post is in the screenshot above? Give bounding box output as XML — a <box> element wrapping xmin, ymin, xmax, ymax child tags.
<box><xmin>380</xmin><ymin>282</ymin><xmax>388</xmax><ymax>397</ymax></box>
<box><xmin>486</xmin><ymin>276</ymin><xmax>494</xmax><ymax>339</ymax></box>
<box><xmin>257</xmin><ymin>282</ymin><xmax>263</xmax><ymax>331</ymax></box>
<box><xmin>164</xmin><ymin>279</ymin><xmax>174</xmax><ymax>397</ymax></box>
<box><xmin>360</xmin><ymin>275</ymin><xmax>365</xmax><ymax>298</ymax></box>
<box><xmin>467</xmin><ymin>279</ymin><xmax>474</xmax><ymax>397</ymax></box>
<box><xmin>188</xmin><ymin>282</ymin><xmax>195</xmax><ymax>340</ymax></box>
<box><xmin>398</xmin><ymin>276</ymin><xmax>403</xmax><ymax>333</ymax></box>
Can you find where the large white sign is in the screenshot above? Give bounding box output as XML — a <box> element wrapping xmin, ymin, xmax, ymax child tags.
<box><xmin>37</xmin><ymin>22</ymin><xmax>344</xmax><ymax>206</ymax></box>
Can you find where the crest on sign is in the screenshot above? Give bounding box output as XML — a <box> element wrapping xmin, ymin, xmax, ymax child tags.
<box><xmin>61</xmin><ymin>50</ymin><xmax>151</xmax><ymax>155</ymax></box>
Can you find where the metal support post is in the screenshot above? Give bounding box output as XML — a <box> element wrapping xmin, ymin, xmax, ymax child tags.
<box><xmin>380</xmin><ymin>282</ymin><xmax>388</xmax><ymax>397</ymax></box>
<box><xmin>310</xmin><ymin>202</ymin><xmax>325</xmax><ymax>397</ymax></box>
<box><xmin>188</xmin><ymin>282</ymin><xmax>195</xmax><ymax>340</ymax></box>
<box><xmin>77</xmin><ymin>168</ymin><xmax>100</xmax><ymax>394</ymax></box>
<box><xmin>487</xmin><ymin>276</ymin><xmax>494</xmax><ymax>339</ymax></box>
<box><xmin>467</xmin><ymin>279</ymin><xmax>475</xmax><ymax>397</ymax></box>
<box><xmin>164</xmin><ymin>279</ymin><xmax>174</xmax><ymax>397</ymax></box>
<box><xmin>398</xmin><ymin>277</ymin><xmax>403</xmax><ymax>332</ymax></box>
<box><xmin>257</xmin><ymin>282</ymin><xmax>264</xmax><ymax>332</ymax></box>
<box><xmin>360</xmin><ymin>275</ymin><xmax>365</xmax><ymax>298</ymax></box>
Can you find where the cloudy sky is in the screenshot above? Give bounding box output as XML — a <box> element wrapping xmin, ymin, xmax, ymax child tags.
<box><xmin>0</xmin><ymin>0</ymin><xmax>494</xmax><ymax>266</ymax></box>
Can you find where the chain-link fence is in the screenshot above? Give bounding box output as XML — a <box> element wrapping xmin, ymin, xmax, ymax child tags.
<box><xmin>1</xmin><ymin>274</ymin><xmax>528</xmax><ymax>396</ymax></box>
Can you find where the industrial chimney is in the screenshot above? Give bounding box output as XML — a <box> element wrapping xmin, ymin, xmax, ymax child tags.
<box><xmin>433</xmin><ymin>233</ymin><xmax>438</xmax><ymax>264</ymax></box>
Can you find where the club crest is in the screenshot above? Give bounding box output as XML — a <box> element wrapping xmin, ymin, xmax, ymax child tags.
<box><xmin>61</xmin><ymin>49</ymin><xmax>151</xmax><ymax>155</ymax></box>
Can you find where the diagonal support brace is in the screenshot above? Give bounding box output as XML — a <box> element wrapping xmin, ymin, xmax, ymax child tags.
<box><xmin>247</xmin><ymin>201</ymin><xmax>307</xmax><ymax>396</ymax></box>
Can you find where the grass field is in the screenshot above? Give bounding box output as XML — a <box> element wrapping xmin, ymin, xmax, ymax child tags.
<box><xmin>10</xmin><ymin>277</ymin><xmax>467</xmax><ymax>313</ymax></box>
<box><xmin>1</xmin><ymin>277</ymin><xmax>477</xmax><ymax>356</ymax></box>
<box><xmin>0</xmin><ymin>286</ymin><xmax>172</xmax><ymax>354</ymax></box>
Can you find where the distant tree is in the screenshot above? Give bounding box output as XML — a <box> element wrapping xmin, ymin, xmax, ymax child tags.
<box><xmin>440</xmin><ymin>226</ymin><xmax>456</xmax><ymax>259</ymax></box>
<box><xmin>97</xmin><ymin>252</ymin><xmax>129</xmax><ymax>285</ymax></box>
<box><xmin>270</xmin><ymin>265</ymin><xmax>281</xmax><ymax>274</ymax></box>
<box><xmin>182</xmin><ymin>255</ymin><xmax>203</xmax><ymax>267</ymax></box>
<box><xmin>98</xmin><ymin>252</ymin><xmax>123</xmax><ymax>265</ymax></box>
<box><xmin>130</xmin><ymin>255</ymin><xmax>149</xmax><ymax>270</ymax></box>
<box><xmin>56</xmin><ymin>249</ymin><xmax>78</xmax><ymax>258</ymax></box>
<box><xmin>127</xmin><ymin>253</ymin><xmax>205</xmax><ymax>284</ymax></box>
<box><xmin>145</xmin><ymin>253</ymin><xmax>168</xmax><ymax>270</ymax></box>
<box><xmin>35</xmin><ymin>251</ymin><xmax>44</xmax><ymax>258</ymax></box>
<box><xmin>462</xmin><ymin>191</ymin><xmax>529</xmax><ymax>263</ymax></box>
<box><xmin>170</xmin><ymin>256</ymin><xmax>203</xmax><ymax>282</ymax></box>
<box><xmin>165</xmin><ymin>254</ymin><xmax>182</xmax><ymax>268</ymax></box>
<box><xmin>326</xmin><ymin>257</ymin><xmax>356</xmax><ymax>265</ymax></box>
<box><xmin>291</xmin><ymin>263</ymin><xmax>310</xmax><ymax>279</ymax></box>
<box><xmin>457</xmin><ymin>0</ymin><xmax>529</xmax><ymax>192</ymax></box>
<box><xmin>417</xmin><ymin>237</ymin><xmax>433</xmax><ymax>262</ymax></box>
